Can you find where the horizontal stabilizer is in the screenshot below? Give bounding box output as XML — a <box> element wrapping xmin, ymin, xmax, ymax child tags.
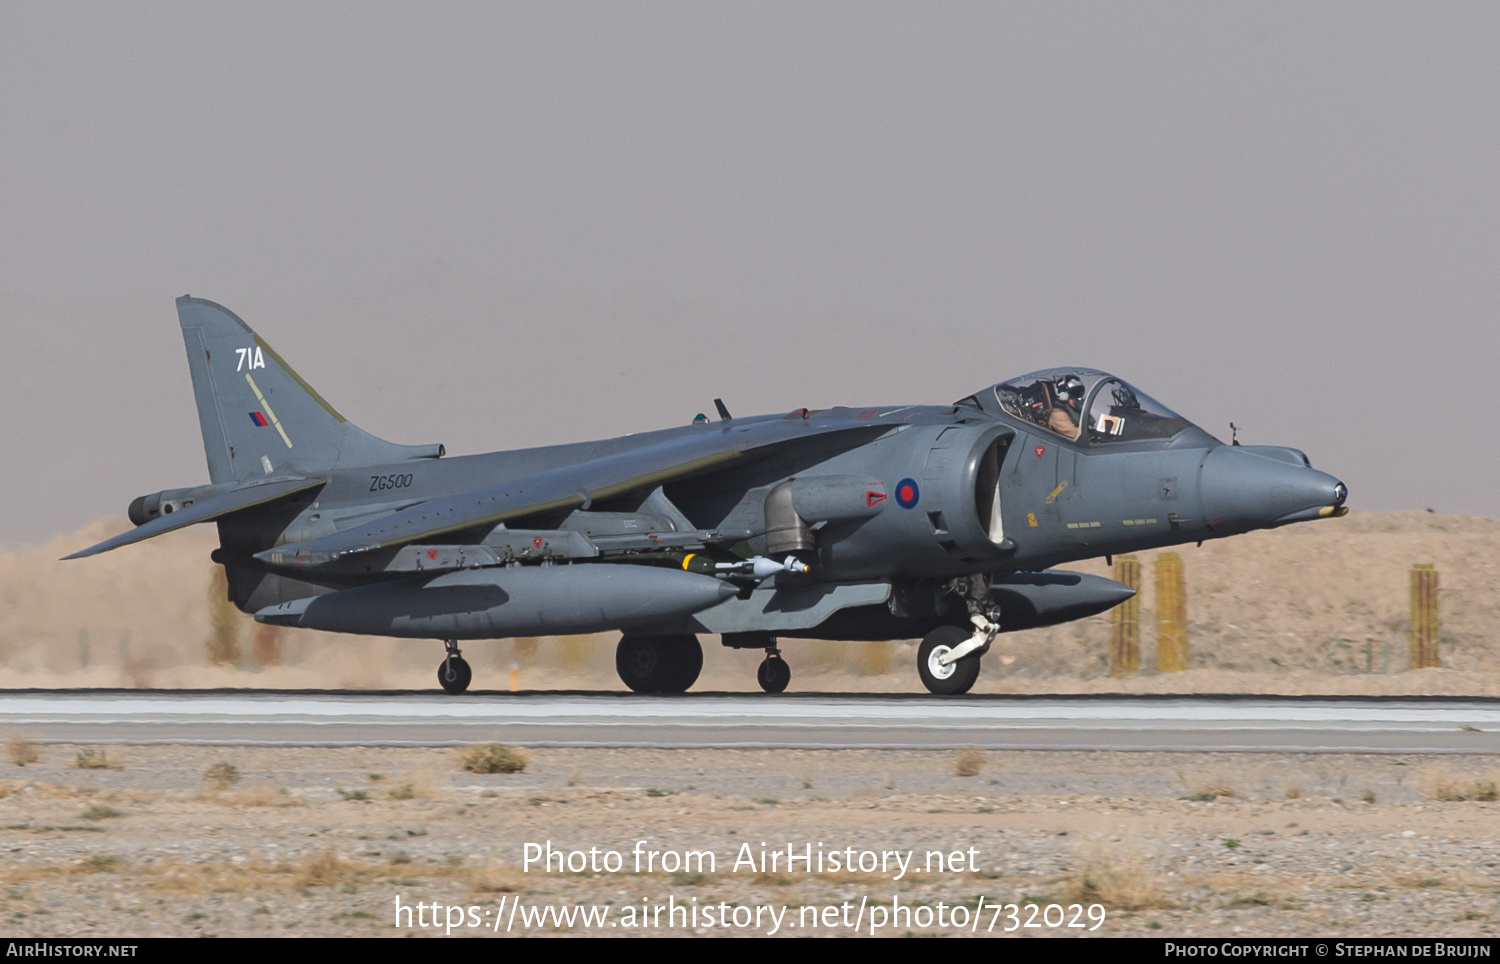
<box><xmin>64</xmin><ymin>476</ymin><xmax>325</xmax><ymax>560</ymax></box>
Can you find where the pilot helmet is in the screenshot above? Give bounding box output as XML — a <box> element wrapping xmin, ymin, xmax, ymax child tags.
<box><xmin>1054</xmin><ymin>374</ymin><xmax>1086</xmax><ymax>404</ymax></box>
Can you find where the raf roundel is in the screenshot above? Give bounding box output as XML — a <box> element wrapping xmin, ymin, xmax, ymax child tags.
<box><xmin>895</xmin><ymin>478</ymin><xmax>920</xmax><ymax>509</ymax></box>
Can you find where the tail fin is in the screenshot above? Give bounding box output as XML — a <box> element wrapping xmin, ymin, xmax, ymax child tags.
<box><xmin>177</xmin><ymin>296</ymin><xmax>443</xmax><ymax>483</ymax></box>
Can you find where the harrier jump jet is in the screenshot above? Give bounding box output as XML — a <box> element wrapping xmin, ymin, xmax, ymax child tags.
<box><xmin>69</xmin><ymin>297</ymin><xmax>1348</xmax><ymax>695</ymax></box>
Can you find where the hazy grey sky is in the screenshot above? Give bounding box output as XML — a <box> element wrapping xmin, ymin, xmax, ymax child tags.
<box><xmin>4</xmin><ymin>3</ymin><xmax>1498</xmax><ymax>545</ymax></box>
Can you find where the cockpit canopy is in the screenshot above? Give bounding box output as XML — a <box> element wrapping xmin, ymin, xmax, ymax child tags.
<box><xmin>981</xmin><ymin>369</ymin><xmax>1194</xmax><ymax>444</ymax></box>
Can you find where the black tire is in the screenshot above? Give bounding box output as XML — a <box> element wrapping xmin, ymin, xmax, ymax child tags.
<box><xmin>438</xmin><ymin>656</ymin><xmax>472</xmax><ymax>695</ymax></box>
<box><xmin>917</xmin><ymin>625</ymin><xmax>981</xmax><ymax>695</ymax></box>
<box><xmin>618</xmin><ymin>635</ymin><xmax>702</xmax><ymax>694</ymax></box>
<box><xmin>660</xmin><ymin>635</ymin><xmax>703</xmax><ymax>694</ymax></box>
<box><xmin>616</xmin><ymin>636</ymin><xmax>668</xmax><ymax>693</ymax></box>
<box><xmin>757</xmin><ymin>656</ymin><xmax>791</xmax><ymax>694</ymax></box>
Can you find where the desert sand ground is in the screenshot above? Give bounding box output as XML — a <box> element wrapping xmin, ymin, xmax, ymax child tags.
<box><xmin>0</xmin><ymin>743</ymin><xmax>1497</xmax><ymax>938</ymax></box>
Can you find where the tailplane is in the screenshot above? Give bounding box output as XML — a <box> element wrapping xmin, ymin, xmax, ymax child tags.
<box><xmin>177</xmin><ymin>296</ymin><xmax>443</xmax><ymax>483</ymax></box>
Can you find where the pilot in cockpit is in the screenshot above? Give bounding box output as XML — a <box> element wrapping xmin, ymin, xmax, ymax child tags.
<box><xmin>1045</xmin><ymin>404</ymin><xmax>1081</xmax><ymax>440</ymax></box>
<box><xmin>1042</xmin><ymin>374</ymin><xmax>1086</xmax><ymax>441</ymax></box>
<box><xmin>993</xmin><ymin>369</ymin><xmax>1194</xmax><ymax>445</ymax></box>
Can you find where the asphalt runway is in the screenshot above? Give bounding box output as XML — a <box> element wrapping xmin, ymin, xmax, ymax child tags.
<box><xmin>0</xmin><ymin>690</ymin><xmax>1497</xmax><ymax>753</ymax></box>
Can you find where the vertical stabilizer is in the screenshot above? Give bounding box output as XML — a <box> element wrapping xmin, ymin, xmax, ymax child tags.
<box><xmin>177</xmin><ymin>296</ymin><xmax>443</xmax><ymax>483</ymax></box>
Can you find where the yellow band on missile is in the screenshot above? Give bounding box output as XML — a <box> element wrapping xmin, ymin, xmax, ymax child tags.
<box><xmin>682</xmin><ymin>553</ymin><xmax>695</xmax><ymax>570</ymax></box>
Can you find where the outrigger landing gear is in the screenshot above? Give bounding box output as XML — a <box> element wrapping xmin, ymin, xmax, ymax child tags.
<box><xmin>438</xmin><ymin>639</ymin><xmax>472</xmax><ymax>695</ymax></box>
<box><xmin>722</xmin><ymin>632</ymin><xmax>792</xmax><ymax>694</ymax></box>
<box><xmin>757</xmin><ymin>649</ymin><xmax>791</xmax><ymax>694</ymax></box>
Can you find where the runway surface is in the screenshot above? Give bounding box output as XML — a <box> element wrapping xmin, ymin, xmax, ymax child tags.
<box><xmin>1</xmin><ymin>690</ymin><xmax>1497</xmax><ymax>752</ymax></box>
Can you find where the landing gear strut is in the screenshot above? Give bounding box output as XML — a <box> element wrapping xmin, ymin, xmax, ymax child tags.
<box><xmin>616</xmin><ymin>635</ymin><xmax>703</xmax><ymax>694</ymax></box>
<box><xmin>917</xmin><ymin>575</ymin><xmax>1000</xmax><ymax>695</ymax></box>
<box><xmin>438</xmin><ymin>639</ymin><xmax>472</xmax><ymax>695</ymax></box>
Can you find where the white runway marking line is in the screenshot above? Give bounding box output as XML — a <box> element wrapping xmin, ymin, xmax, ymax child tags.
<box><xmin>0</xmin><ymin>693</ymin><xmax>1495</xmax><ymax>751</ymax></box>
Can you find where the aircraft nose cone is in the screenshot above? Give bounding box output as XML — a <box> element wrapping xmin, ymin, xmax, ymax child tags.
<box><xmin>1200</xmin><ymin>446</ymin><xmax>1348</xmax><ymax>532</ymax></box>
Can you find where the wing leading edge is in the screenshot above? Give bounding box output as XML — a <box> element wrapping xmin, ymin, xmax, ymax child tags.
<box><xmin>255</xmin><ymin>414</ymin><xmax>891</xmax><ymax>569</ymax></box>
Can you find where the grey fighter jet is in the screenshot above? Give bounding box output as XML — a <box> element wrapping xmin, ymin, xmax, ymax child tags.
<box><xmin>68</xmin><ymin>298</ymin><xmax>1348</xmax><ymax>695</ymax></box>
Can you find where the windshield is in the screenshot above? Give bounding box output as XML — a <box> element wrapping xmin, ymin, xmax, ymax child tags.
<box><xmin>994</xmin><ymin>370</ymin><xmax>1193</xmax><ymax>444</ymax></box>
<box><xmin>1082</xmin><ymin>378</ymin><xmax>1192</xmax><ymax>443</ymax></box>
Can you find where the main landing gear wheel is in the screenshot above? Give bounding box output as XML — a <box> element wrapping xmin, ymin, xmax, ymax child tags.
<box><xmin>438</xmin><ymin>640</ymin><xmax>472</xmax><ymax>695</ymax></box>
<box><xmin>918</xmin><ymin>625</ymin><xmax>981</xmax><ymax>696</ymax></box>
<box><xmin>757</xmin><ymin>655</ymin><xmax>791</xmax><ymax>694</ymax></box>
<box><xmin>616</xmin><ymin>635</ymin><xmax>703</xmax><ymax>694</ymax></box>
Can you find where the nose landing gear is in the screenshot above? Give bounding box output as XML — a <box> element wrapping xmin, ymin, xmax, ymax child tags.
<box><xmin>918</xmin><ymin>576</ymin><xmax>1000</xmax><ymax>695</ymax></box>
<box><xmin>917</xmin><ymin>625</ymin><xmax>981</xmax><ymax>695</ymax></box>
<box><xmin>438</xmin><ymin>639</ymin><xmax>472</xmax><ymax>695</ymax></box>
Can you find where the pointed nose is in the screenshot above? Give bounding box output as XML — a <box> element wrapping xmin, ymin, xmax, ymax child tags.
<box><xmin>1199</xmin><ymin>446</ymin><xmax>1347</xmax><ymax>532</ymax></box>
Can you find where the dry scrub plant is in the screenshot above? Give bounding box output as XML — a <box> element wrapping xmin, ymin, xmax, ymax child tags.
<box><xmin>203</xmin><ymin>762</ymin><xmax>242</xmax><ymax>790</ymax></box>
<box><xmin>954</xmin><ymin>748</ymin><xmax>987</xmax><ymax>777</ymax></box>
<box><xmin>74</xmin><ymin>748</ymin><xmax>122</xmax><ymax>770</ymax></box>
<box><xmin>1421</xmin><ymin>767</ymin><xmax>1499</xmax><ymax>802</ymax></box>
<box><xmin>205</xmin><ymin>784</ymin><xmax>300</xmax><ymax>807</ymax></box>
<box><xmin>1187</xmin><ymin>783</ymin><xmax>1237</xmax><ymax>802</ymax></box>
<box><xmin>387</xmin><ymin>771</ymin><xmax>437</xmax><ymax>800</ymax></box>
<box><xmin>298</xmin><ymin>848</ymin><xmax>345</xmax><ymax>887</ymax></box>
<box><xmin>459</xmin><ymin>744</ymin><xmax>528</xmax><ymax>774</ymax></box>
<box><xmin>1069</xmin><ymin>841</ymin><xmax>1172</xmax><ymax>911</ymax></box>
<box><xmin>7</xmin><ymin>732</ymin><xmax>39</xmax><ymax>767</ymax></box>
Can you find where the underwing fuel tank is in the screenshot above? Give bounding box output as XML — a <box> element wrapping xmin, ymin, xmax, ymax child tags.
<box><xmin>256</xmin><ymin>564</ymin><xmax>738</xmax><ymax>640</ymax></box>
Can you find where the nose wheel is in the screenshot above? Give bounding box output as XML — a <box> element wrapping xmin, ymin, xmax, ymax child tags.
<box><xmin>438</xmin><ymin>639</ymin><xmax>472</xmax><ymax>695</ymax></box>
<box><xmin>917</xmin><ymin>625</ymin><xmax>981</xmax><ymax>695</ymax></box>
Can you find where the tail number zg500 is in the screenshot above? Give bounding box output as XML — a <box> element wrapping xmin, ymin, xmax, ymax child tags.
<box><xmin>370</xmin><ymin>474</ymin><xmax>415</xmax><ymax>492</ymax></box>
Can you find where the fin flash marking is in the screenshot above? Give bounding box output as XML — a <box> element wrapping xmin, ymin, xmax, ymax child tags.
<box><xmin>245</xmin><ymin>373</ymin><xmax>293</xmax><ymax>449</ymax></box>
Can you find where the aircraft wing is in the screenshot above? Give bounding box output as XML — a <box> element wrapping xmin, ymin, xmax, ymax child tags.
<box><xmin>257</xmin><ymin>414</ymin><xmax>889</xmax><ymax>569</ymax></box>
<box><xmin>63</xmin><ymin>476</ymin><xmax>327</xmax><ymax>560</ymax></box>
